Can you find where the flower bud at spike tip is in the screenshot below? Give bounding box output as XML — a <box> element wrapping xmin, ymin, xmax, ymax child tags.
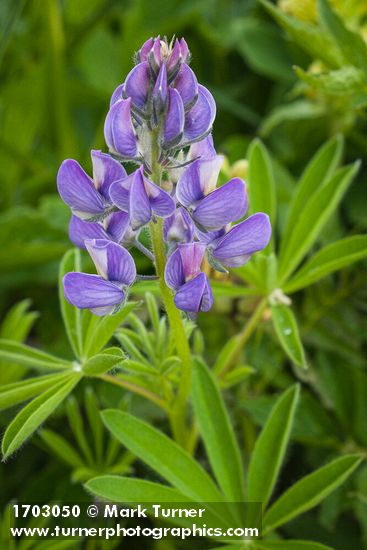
<box><xmin>153</xmin><ymin>64</ymin><xmax>168</xmax><ymax>120</ymax></box>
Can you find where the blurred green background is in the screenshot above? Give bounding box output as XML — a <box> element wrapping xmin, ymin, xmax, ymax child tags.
<box><xmin>1</xmin><ymin>0</ymin><xmax>367</xmax><ymax>548</ymax></box>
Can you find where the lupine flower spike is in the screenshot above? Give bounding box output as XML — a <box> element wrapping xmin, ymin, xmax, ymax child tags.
<box><xmin>58</xmin><ymin>36</ymin><xmax>271</xmax><ymax>315</ymax></box>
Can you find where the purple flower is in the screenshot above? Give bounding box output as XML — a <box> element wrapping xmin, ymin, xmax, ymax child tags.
<box><xmin>174</xmin><ymin>64</ymin><xmax>198</xmax><ymax>110</ymax></box>
<box><xmin>188</xmin><ymin>134</ymin><xmax>217</xmax><ymax>161</ymax></box>
<box><xmin>57</xmin><ymin>36</ymin><xmax>272</xmax><ymax>319</ymax></box>
<box><xmin>140</xmin><ymin>36</ymin><xmax>190</xmax><ymax>78</ymax></box>
<box><xmin>124</xmin><ymin>62</ymin><xmax>151</xmax><ymax>112</ymax></box>
<box><xmin>57</xmin><ymin>150</ymin><xmax>126</xmax><ymax>220</ymax></box>
<box><xmin>177</xmin><ymin>154</ymin><xmax>223</xmax><ymax>200</ymax></box>
<box><xmin>176</xmin><ymin>156</ymin><xmax>248</xmax><ymax>230</ymax></box>
<box><xmin>183</xmin><ymin>85</ymin><xmax>216</xmax><ymax>145</ymax></box>
<box><xmin>69</xmin><ymin>211</ymin><xmax>136</xmax><ymax>249</ymax></box>
<box><xmin>206</xmin><ymin>213</ymin><xmax>272</xmax><ymax>268</ymax></box>
<box><xmin>110</xmin><ymin>83</ymin><xmax>124</xmax><ymax>106</ymax></box>
<box><xmin>109</xmin><ymin>166</ymin><xmax>175</xmax><ymax>229</ymax></box>
<box><xmin>163</xmin><ymin>207</ymin><xmax>195</xmax><ymax>247</ymax></box>
<box><xmin>165</xmin><ymin>243</ymin><xmax>213</xmax><ymax>313</ymax></box>
<box><xmin>63</xmin><ymin>239</ymin><xmax>136</xmax><ymax>316</ymax></box>
<box><xmin>168</xmin><ymin>135</ymin><xmax>217</xmax><ymax>185</ymax></box>
<box><xmin>104</xmin><ymin>98</ymin><xmax>139</xmax><ymax>159</ymax></box>
<box><xmin>108</xmin><ymin>37</ymin><xmax>215</xmax><ymax>154</ymax></box>
<box><xmin>136</xmin><ymin>37</ymin><xmax>155</xmax><ymax>63</ymax></box>
<box><xmin>162</xmin><ymin>88</ymin><xmax>185</xmax><ymax>149</ymax></box>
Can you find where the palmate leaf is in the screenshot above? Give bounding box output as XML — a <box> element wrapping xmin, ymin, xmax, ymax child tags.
<box><xmin>0</xmin><ymin>372</ymin><xmax>74</xmax><ymax>410</ymax></box>
<box><xmin>248</xmin><ymin>139</ymin><xmax>276</xmax><ymax>227</ymax></box>
<box><xmin>100</xmin><ymin>409</ymin><xmax>223</xmax><ymax>503</ymax></box>
<box><xmin>281</xmin><ymin>135</ymin><xmax>343</xmax><ymax>252</ymax></box>
<box><xmin>86</xmin><ymin>476</ymin><xmax>231</xmax><ymax>531</ymax></box>
<box><xmin>247</xmin><ymin>141</ymin><xmax>276</xmax><ymax>278</ymax></box>
<box><xmin>82</xmin><ymin>347</ymin><xmax>125</xmax><ymax>376</ymax></box>
<box><xmin>278</xmin><ymin>161</ymin><xmax>360</xmax><ymax>282</ymax></box>
<box><xmin>0</xmin><ymin>299</ymin><xmax>39</xmax><ymax>342</ymax></box>
<box><xmin>66</xmin><ymin>395</ymin><xmax>94</xmax><ymax>465</ymax></box>
<box><xmin>281</xmin><ymin>135</ymin><xmax>343</xmax><ymax>258</ymax></box>
<box><xmin>83</xmin><ymin>301</ymin><xmax>136</xmax><ymax>358</ymax></box>
<box><xmin>285</xmin><ymin>235</ymin><xmax>367</xmax><ymax>292</ymax></box>
<box><xmin>85</xmin><ymin>387</ymin><xmax>104</xmax><ymax>463</ymax></box>
<box><xmin>192</xmin><ymin>359</ymin><xmax>244</xmax><ymax>502</ymax></box>
<box><xmin>247</xmin><ymin>385</ymin><xmax>300</xmax><ymax>508</ymax></box>
<box><xmin>145</xmin><ymin>292</ymin><xmax>160</xmax><ymax>333</ymax></box>
<box><xmin>263</xmin><ymin>454</ymin><xmax>363</xmax><ymax>533</ymax></box>
<box><xmin>2</xmin><ymin>373</ymin><xmax>82</xmax><ymax>460</ymax></box>
<box><xmin>0</xmin><ymin>340</ymin><xmax>72</xmax><ymax>372</ymax></box>
<box><xmin>39</xmin><ymin>429</ymin><xmax>85</xmax><ymax>468</ymax></box>
<box><xmin>271</xmin><ymin>305</ymin><xmax>307</xmax><ymax>368</ymax></box>
<box><xmin>87</xmin><ymin>476</ymin><xmax>195</xmax><ymax>503</ymax></box>
<box><xmin>0</xmin><ymin>299</ymin><xmax>40</xmax><ymax>386</ymax></box>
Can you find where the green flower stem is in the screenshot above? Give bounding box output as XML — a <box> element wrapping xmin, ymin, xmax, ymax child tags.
<box><xmin>149</xmin><ymin>217</ymin><xmax>192</xmax><ymax>447</ymax></box>
<box><xmin>148</xmin><ymin>134</ymin><xmax>192</xmax><ymax>448</ymax></box>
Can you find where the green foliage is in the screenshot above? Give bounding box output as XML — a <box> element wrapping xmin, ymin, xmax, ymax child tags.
<box><xmin>82</xmin><ymin>347</ymin><xmax>125</xmax><ymax>376</ymax></box>
<box><xmin>263</xmin><ymin>454</ymin><xmax>363</xmax><ymax>532</ymax></box>
<box><xmin>192</xmin><ymin>359</ymin><xmax>244</xmax><ymax>501</ymax></box>
<box><xmin>0</xmin><ymin>300</ymin><xmax>39</xmax><ymax>385</ymax></box>
<box><xmin>40</xmin><ymin>388</ymin><xmax>134</xmax><ymax>482</ymax></box>
<box><xmin>59</xmin><ymin>249</ymin><xmax>84</xmax><ymax>359</ymax></box>
<box><xmin>318</xmin><ymin>0</ymin><xmax>367</xmax><ymax>73</ymax></box>
<box><xmin>2</xmin><ymin>373</ymin><xmax>81</xmax><ymax>460</ymax></box>
<box><xmin>232</xmin><ymin>136</ymin><xmax>364</xmax><ymax>369</ymax></box>
<box><xmin>247</xmin><ymin>139</ymin><xmax>277</xmax><ymax>225</ymax></box>
<box><xmin>0</xmin><ymin>372</ymin><xmax>74</xmax><ymax>411</ymax></box>
<box><xmin>278</xmin><ymin>161</ymin><xmax>360</xmax><ymax>281</ymax></box>
<box><xmin>87</xmin><ymin>476</ymin><xmax>194</xmax><ymax>504</ymax></box>
<box><xmin>271</xmin><ymin>305</ymin><xmax>307</xmax><ymax>368</ymax></box>
<box><xmin>0</xmin><ymin>250</ymin><xmax>138</xmax><ymax>459</ymax></box>
<box><xmin>261</xmin><ymin>0</ymin><xmax>367</xmax><ymax>134</ymax></box>
<box><xmin>0</xmin><ymin>501</ymin><xmax>79</xmax><ymax>549</ymax></box>
<box><xmin>0</xmin><ymin>340</ymin><xmax>73</xmax><ymax>372</ymax></box>
<box><xmin>247</xmin><ymin>385</ymin><xmax>300</xmax><ymax>507</ymax></box>
<box><xmin>282</xmin><ymin>135</ymin><xmax>344</xmax><ymax>245</ymax></box>
<box><xmin>100</xmin><ymin>409</ymin><xmax>223</xmax><ymax>502</ymax></box>
<box><xmin>259</xmin><ymin>0</ymin><xmax>343</xmax><ymax>67</ymax></box>
<box><xmin>285</xmin><ymin>236</ymin><xmax>367</xmax><ymax>292</ymax></box>
<box><xmin>88</xmin><ymin>383</ymin><xmax>361</xmax><ymax>545</ymax></box>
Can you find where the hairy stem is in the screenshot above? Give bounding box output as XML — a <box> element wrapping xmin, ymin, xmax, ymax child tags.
<box><xmin>134</xmin><ymin>239</ymin><xmax>155</xmax><ymax>261</ymax></box>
